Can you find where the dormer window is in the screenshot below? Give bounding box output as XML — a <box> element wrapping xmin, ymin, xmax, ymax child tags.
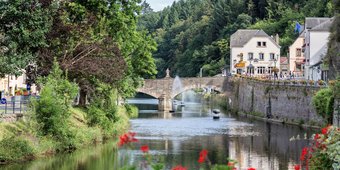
<box><xmin>257</xmin><ymin>42</ymin><xmax>261</xmax><ymax>46</ymax></box>
<box><xmin>257</xmin><ymin>41</ymin><xmax>267</xmax><ymax>47</ymax></box>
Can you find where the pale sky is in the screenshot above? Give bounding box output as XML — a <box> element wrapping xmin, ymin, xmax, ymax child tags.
<box><xmin>146</xmin><ymin>0</ymin><xmax>176</xmax><ymax>11</ymax></box>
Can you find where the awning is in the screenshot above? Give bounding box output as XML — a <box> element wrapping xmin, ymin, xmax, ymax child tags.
<box><xmin>234</xmin><ymin>61</ymin><xmax>246</xmax><ymax>68</ymax></box>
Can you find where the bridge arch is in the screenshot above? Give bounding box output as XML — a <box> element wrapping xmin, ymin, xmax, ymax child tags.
<box><xmin>170</xmin><ymin>85</ymin><xmax>222</xmax><ymax>99</ymax></box>
<box><xmin>137</xmin><ymin>76</ymin><xmax>228</xmax><ymax>111</ymax></box>
<box><xmin>135</xmin><ymin>90</ymin><xmax>159</xmax><ymax>99</ymax></box>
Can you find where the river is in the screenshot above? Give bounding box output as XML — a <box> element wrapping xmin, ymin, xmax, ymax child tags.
<box><xmin>2</xmin><ymin>93</ymin><xmax>315</xmax><ymax>170</ymax></box>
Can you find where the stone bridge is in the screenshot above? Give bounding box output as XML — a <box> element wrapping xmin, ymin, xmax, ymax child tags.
<box><xmin>137</xmin><ymin>76</ymin><xmax>229</xmax><ymax>111</ymax></box>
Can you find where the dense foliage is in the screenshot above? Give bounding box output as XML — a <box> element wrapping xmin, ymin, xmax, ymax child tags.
<box><xmin>312</xmin><ymin>77</ymin><xmax>340</xmax><ymax>124</ymax></box>
<box><xmin>0</xmin><ymin>0</ymin><xmax>53</xmax><ymax>77</ymax></box>
<box><xmin>0</xmin><ymin>0</ymin><xmax>158</xmax><ymax>103</ymax></box>
<box><xmin>298</xmin><ymin>126</ymin><xmax>340</xmax><ymax>170</ymax></box>
<box><xmin>138</xmin><ymin>0</ymin><xmax>334</xmax><ymax>77</ymax></box>
<box><xmin>34</xmin><ymin>61</ymin><xmax>78</xmax><ymax>148</ymax></box>
<box><xmin>312</xmin><ymin>88</ymin><xmax>334</xmax><ymax>123</ymax></box>
<box><xmin>325</xmin><ymin>0</ymin><xmax>340</xmax><ymax>80</ymax></box>
<box><xmin>0</xmin><ymin>136</ymin><xmax>35</xmax><ymax>162</ymax></box>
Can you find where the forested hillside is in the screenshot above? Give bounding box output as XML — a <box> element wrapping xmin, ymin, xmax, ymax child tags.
<box><xmin>138</xmin><ymin>0</ymin><xmax>334</xmax><ymax>77</ymax></box>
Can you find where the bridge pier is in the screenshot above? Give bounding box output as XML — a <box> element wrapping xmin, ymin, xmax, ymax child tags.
<box><xmin>158</xmin><ymin>94</ymin><xmax>172</xmax><ymax>111</ymax></box>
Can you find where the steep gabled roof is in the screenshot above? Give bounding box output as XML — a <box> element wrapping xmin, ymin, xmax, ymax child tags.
<box><xmin>305</xmin><ymin>17</ymin><xmax>330</xmax><ymax>29</ymax></box>
<box><xmin>311</xmin><ymin>17</ymin><xmax>334</xmax><ymax>31</ymax></box>
<box><xmin>230</xmin><ymin>29</ymin><xmax>278</xmax><ymax>47</ymax></box>
<box><xmin>310</xmin><ymin>44</ymin><xmax>328</xmax><ymax>67</ymax></box>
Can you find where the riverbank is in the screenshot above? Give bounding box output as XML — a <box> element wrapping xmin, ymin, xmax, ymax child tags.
<box><xmin>0</xmin><ymin>105</ymin><xmax>136</xmax><ymax>165</ymax></box>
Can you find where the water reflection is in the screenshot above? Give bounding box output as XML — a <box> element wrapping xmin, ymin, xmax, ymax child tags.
<box><xmin>125</xmin><ymin>110</ymin><xmax>313</xmax><ymax>170</ymax></box>
<box><xmin>1</xmin><ymin>94</ymin><xmax>314</xmax><ymax>170</ymax></box>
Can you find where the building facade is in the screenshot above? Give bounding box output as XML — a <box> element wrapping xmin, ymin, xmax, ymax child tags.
<box><xmin>289</xmin><ymin>35</ymin><xmax>305</xmax><ymax>77</ymax></box>
<box><xmin>280</xmin><ymin>57</ymin><xmax>289</xmax><ymax>76</ymax></box>
<box><xmin>230</xmin><ymin>29</ymin><xmax>281</xmax><ymax>77</ymax></box>
<box><xmin>303</xmin><ymin>17</ymin><xmax>333</xmax><ymax>81</ymax></box>
<box><xmin>0</xmin><ymin>73</ymin><xmax>37</xmax><ymax>98</ymax></box>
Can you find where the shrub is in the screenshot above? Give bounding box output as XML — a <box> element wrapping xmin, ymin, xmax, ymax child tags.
<box><xmin>0</xmin><ymin>136</ymin><xmax>35</xmax><ymax>163</ymax></box>
<box><xmin>312</xmin><ymin>88</ymin><xmax>334</xmax><ymax>123</ymax></box>
<box><xmin>33</xmin><ymin>61</ymin><xmax>78</xmax><ymax>149</ymax></box>
<box><xmin>298</xmin><ymin>126</ymin><xmax>340</xmax><ymax>170</ymax></box>
<box><xmin>86</xmin><ymin>82</ymin><xmax>123</xmax><ymax>137</ymax></box>
<box><xmin>124</xmin><ymin>104</ymin><xmax>138</xmax><ymax>118</ymax></box>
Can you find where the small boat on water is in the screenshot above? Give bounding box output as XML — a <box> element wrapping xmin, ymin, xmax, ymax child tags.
<box><xmin>212</xmin><ymin>109</ymin><xmax>220</xmax><ymax>119</ymax></box>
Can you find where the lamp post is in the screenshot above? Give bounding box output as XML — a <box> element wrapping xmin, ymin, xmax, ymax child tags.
<box><xmin>337</xmin><ymin>103</ymin><xmax>340</xmax><ymax>126</ymax></box>
<box><xmin>200</xmin><ymin>67</ymin><xmax>203</xmax><ymax>78</ymax></box>
<box><xmin>247</xmin><ymin>59</ymin><xmax>254</xmax><ymax>77</ymax></box>
<box><xmin>273</xmin><ymin>55</ymin><xmax>278</xmax><ymax>84</ymax></box>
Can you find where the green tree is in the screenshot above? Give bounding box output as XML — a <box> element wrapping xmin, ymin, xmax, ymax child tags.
<box><xmin>141</xmin><ymin>0</ymin><xmax>153</xmax><ymax>14</ymax></box>
<box><xmin>0</xmin><ymin>0</ymin><xmax>53</xmax><ymax>77</ymax></box>
<box><xmin>325</xmin><ymin>0</ymin><xmax>340</xmax><ymax>80</ymax></box>
<box><xmin>34</xmin><ymin>61</ymin><xmax>78</xmax><ymax>146</ymax></box>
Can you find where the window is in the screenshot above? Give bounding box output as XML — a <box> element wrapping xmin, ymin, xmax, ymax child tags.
<box><xmin>247</xmin><ymin>67</ymin><xmax>254</xmax><ymax>74</ymax></box>
<box><xmin>257</xmin><ymin>41</ymin><xmax>261</xmax><ymax>46</ymax></box>
<box><xmin>248</xmin><ymin>53</ymin><xmax>253</xmax><ymax>60</ymax></box>
<box><xmin>296</xmin><ymin>64</ymin><xmax>302</xmax><ymax>71</ymax></box>
<box><xmin>270</xmin><ymin>53</ymin><xmax>275</xmax><ymax>60</ymax></box>
<box><xmin>259</xmin><ymin>53</ymin><xmax>264</xmax><ymax>60</ymax></box>
<box><xmin>262</xmin><ymin>42</ymin><xmax>266</xmax><ymax>47</ymax></box>
<box><xmin>257</xmin><ymin>66</ymin><xmax>265</xmax><ymax>74</ymax></box>
<box><xmin>268</xmin><ymin>67</ymin><xmax>273</xmax><ymax>74</ymax></box>
<box><xmin>296</xmin><ymin>48</ymin><xmax>302</xmax><ymax>57</ymax></box>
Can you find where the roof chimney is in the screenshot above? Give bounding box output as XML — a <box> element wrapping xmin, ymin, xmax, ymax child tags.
<box><xmin>275</xmin><ymin>34</ymin><xmax>279</xmax><ymax>45</ymax></box>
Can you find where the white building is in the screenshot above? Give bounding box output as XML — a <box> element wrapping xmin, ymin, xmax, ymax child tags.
<box><xmin>0</xmin><ymin>73</ymin><xmax>37</xmax><ymax>98</ymax></box>
<box><xmin>303</xmin><ymin>17</ymin><xmax>333</xmax><ymax>81</ymax></box>
<box><xmin>230</xmin><ymin>29</ymin><xmax>281</xmax><ymax>76</ymax></box>
<box><xmin>289</xmin><ymin>34</ymin><xmax>305</xmax><ymax>77</ymax></box>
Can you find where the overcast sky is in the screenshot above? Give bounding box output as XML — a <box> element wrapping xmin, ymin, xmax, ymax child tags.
<box><xmin>146</xmin><ymin>0</ymin><xmax>176</xmax><ymax>11</ymax></box>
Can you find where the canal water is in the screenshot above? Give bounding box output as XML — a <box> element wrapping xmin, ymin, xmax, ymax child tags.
<box><xmin>2</xmin><ymin>92</ymin><xmax>315</xmax><ymax>170</ymax></box>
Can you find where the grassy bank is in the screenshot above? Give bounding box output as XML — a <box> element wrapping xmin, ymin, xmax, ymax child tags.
<box><xmin>0</xmin><ymin>105</ymin><xmax>134</xmax><ymax>164</ymax></box>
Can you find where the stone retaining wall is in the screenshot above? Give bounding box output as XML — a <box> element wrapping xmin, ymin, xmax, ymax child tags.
<box><xmin>0</xmin><ymin>114</ymin><xmax>24</xmax><ymax>123</ymax></box>
<box><xmin>227</xmin><ymin>78</ymin><xmax>325</xmax><ymax>126</ymax></box>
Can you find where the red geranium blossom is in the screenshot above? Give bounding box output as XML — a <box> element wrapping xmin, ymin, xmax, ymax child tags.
<box><xmin>171</xmin><ymin>165</ymin><xmax>187</xmax><ymax>170</ymax></box>
<box><xmin>140</xmin><ymin>145</ymin><xmax>149</xmax><ymax>153</ymax></box>
<box><xmin>321</xmin><ymin>126</ymin><xmax>330</xmax><ymax>135</ymax></box>
<box><xmin>294</xmin><ymin>165</ymin><xmax>301</xmax><ymax>170</ymax></box>
<box><xmin>227</xmin><ymin>162</ymin><xmax>235</xmax><ymax>167</ymax></box>
<box><xmin>118</xmin><ymin>132</ymin><xmax>139</xmax><ymax>146</ymax></box>
<box><xmin>198</xmin><ymin>149</ymin><xmax>208</xmax><ymax>163</ymax></box>
<box><xmin>247</xmin><ymin>168</ymin><xmax>256</xmax><ymax>170</ymax></box>
<box><xmin>300</xmin><ymin>147</ymin><xmax>308</xmax><ymax>161</ymax></box>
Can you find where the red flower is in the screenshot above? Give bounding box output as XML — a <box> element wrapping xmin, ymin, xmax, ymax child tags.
<box><xmin>140</xmin><ymin>145</ymin><xmax>149</xmax><ymax>153</ymax></box>
<box><xmin>227</xmin><ymin>162</ymin><xmax>235</xmax><ymax>167</ymax></box>
<box><xmin>321</xmin><ymin>126</ymin><xmax>330</xmax><ymax>135</ymax></box>
<box><xmin>198</xmin><ymin>149</ymin><xmax>208</xmax><ymax>163</ymax></box>
<box><xmin>314</xmin><ymin>133</ymin><xmax>320</xmax><ymax>140</ymax></box>
<box><xmin>294</xmin><ymin>165</ymin><xmax>301</xmax><ymax>170</ymax></box>
<box><xmin>171</xmin><ymin>165</ymin><xmax>187</xmax><ymax>170</ymax></box>
<box><xmin>118</xmin><ymin>132</ymin><xmax>139</xmax><ymax>147</ymax></box>
<box><xmin>247</xmin><ymin>168</ymin><xmax>256</xmax><ymax>170</ymax></box>
<box><xmin>300</xmin><ymin>147</ymin><xmax>308</xmax><ymax>161</ymax></box>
